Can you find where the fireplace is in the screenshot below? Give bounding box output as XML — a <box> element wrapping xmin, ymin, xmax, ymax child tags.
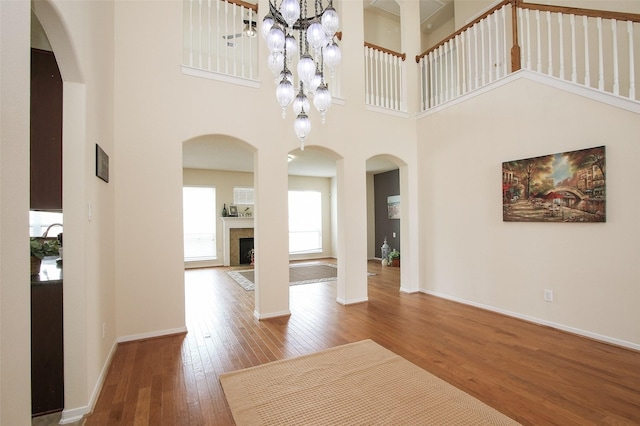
<box><xmin>238</xmin><ymin>238</ymin><xmax>254</xmax><ymax>265</ymax></box>
<box><xmin>220</xmin><ymin>217</ymin><xmax>254</xmax><ymax>266</ymax></box>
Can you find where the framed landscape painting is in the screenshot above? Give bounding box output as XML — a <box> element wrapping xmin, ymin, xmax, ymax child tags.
<box><xmin>502</xmin><ymin>146</ymin><xmax>605</xmax><ymax>222</ymax></box>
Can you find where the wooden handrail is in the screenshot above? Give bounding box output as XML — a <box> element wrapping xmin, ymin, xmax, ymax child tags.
<box><xmin>224</xmin><ymin>0</ymin><xmax>258</xmax><ymax>13</ymax></box>
<box><xmin>519</xmin><ymin>2</ymin><xmax>640</xmax><ymax>23</ymax></box>
<box><xmin>416</xmin><ymin>0</ymin><xmax>640</xmax><ymax>63</ymax></box>
<box><xmin>365</xmin><ymin>42</ymin><xmax>406</xmax><ymax>61</ymax></box>
<box><xmin>416</xmin><ymin>0</ymin><xmax>511</xmax><ymax>62</ymax></box>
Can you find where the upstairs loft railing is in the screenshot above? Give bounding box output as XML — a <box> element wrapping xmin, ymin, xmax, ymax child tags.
<box><xmin>183</xmin><ymin>0</ymin><xmax>259</xmax><ymax>81</ymax></box>
<box><xmin>417</xmin><ymin>1</ymin><xmax>512</xmax><ymax>111</ymax></box>
<box><xmin>417</xmin><ymin>0</ymin><xmax>640</xmax><ymax>112</ymax></box>
<box><xmin>183</xmin><ymin>0</ymin><xmax>407</xmax><ymax>111</ymax></box>
<box><xmin>365</xmin><ymin>43</ymin><xmax>407</xmax><ymax>112</ymax></box>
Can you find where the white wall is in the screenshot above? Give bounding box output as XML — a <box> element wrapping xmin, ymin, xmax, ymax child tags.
<box><xmin>1</xmin><ymin>2</ymin><xmax>32</xmax><ymax>424</ymax></box>
<box><xmin>418</xmin><ymin>72</ymin><xmax>640</xmax><ymax>348</ymax></box>
<box><xmin>364</xmin><ymin>8</ymin><xmax>402</xmax><ymax>52</ymax></box>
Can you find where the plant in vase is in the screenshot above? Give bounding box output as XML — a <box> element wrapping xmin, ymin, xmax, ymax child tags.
<box><xmin>30</xmin><ymin>237</ymin><xmax>60</xmax><ymax>275</ymax></box>
<box><xmin>388</xmin><ymin>249</ymin><xmax>400</xmax><ymax>267</ymax></box>
<box><xmin>248</xmin><ymin>248</ymin><xmax>255</xmax><ymax>266</ymax></box>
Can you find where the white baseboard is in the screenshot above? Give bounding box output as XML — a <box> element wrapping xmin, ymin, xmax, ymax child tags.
<box><xmin>400</xmin><ymin>286</ymin><xmax>419</xmax><ymax>294</ymax></box>
<box><xmin>337</xmin><ymin>296</ymin><xmax>368</xmax><ymax>305</ymax></box>
<box><xmin>60</xmin><ymin>405</ymin><xmax>90</xmax><ymax>424</ymax></box>
<box><xmin>421</xmin><ymin>290</ymin><xmax>640</xmax><ymax>352</ymax></box>
<box><xmin>117</xmin><ymin>326</ymin><xmax>188</xmax><ymax>343</ymax></box>
<box><xmin>254</xmin><ymin>310</ymin><xmax>291</xmax><ymax>320</ymax></box>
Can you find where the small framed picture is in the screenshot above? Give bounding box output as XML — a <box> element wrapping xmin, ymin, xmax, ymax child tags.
<box><xmin>96</xmin><ymin>144</ymin><xmax>109</xmax><ymax>183</ymax></box>
<box><xmin>228</xmin><ymin>205</ymin><xmax>238</xmax><ymax>217</ymax></box>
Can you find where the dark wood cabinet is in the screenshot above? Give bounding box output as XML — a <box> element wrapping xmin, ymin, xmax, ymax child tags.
<box><xmin>31</xmin><ymin>281</ymin><xmax>64</xmax><ymax>415</ymax></box>
<box><xmin>30</xmin><ymin>48</ymin><xmax>63</xmax><ymax>211</ymax></box>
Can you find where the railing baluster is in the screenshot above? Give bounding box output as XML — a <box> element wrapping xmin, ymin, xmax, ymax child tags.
<box><xmin>583</xmin><ymin>15</ymin><xmax>590</xmax><ymax>87</ymax></box>
<box><xmin>487</xmin><ymin>16</ymin><xmax>493</xmax><ymax>82</ymax></box>
<box><xmin>364</xmin><ymin>47</ymin><xmax>370</xmax><ymax>105</ymax></box>
<box><xmin>480</xmin><ymin>20</ymin><xmax>486</xmax><ymax>86</ymax></box>
<box><xmin>558</xmin><ymin>13</ymin><xmax>565</xmax><ymax>80</ymax></box>
<box><xmin>455</xmin><ymin>35</ymin><xmax>461</xmax><ymax>96</ymax></box>
<box><xmin>198</xmin><ymin>0</ymin><xmax>203</xmax><ymax>69</ymax></box>
<box><xmin>473</xmin><ymin>25</ymin><xmax>479</xmax><ymax>89</ymax></box>
<box><xmin>597</xmin><ymin>17</ymin><xmax>604</xmax><ymax>90</ymax></box>
<box><xmin>375</xmin><ymin>50</ymin><xmax>381</xmax><ymax>107</ymax></box>
<box><xmin>612</xmin><ymin>19</ymin><xmax>620</xmax><ymax>95</ymax></box>
<box><xmin>207</xmin><ymin>0</ymin><xmax>211</xmax><ymax>71</ymax></box>
<box><xmin>501</xmin><ymin>6</ymin><xmax>507</xmax><ymax>77</ymax></box>
<box><xmin>461</xmin><ymin>32</ymin><xmax>468</xmax><ymax>93</ymax></box>
<box><xmin>384</xmin><ymin>53</ymin><xmax>390</xmax><ymax>108</ymax></box>
<box><xmin>430</xmin><ymin>50</ymin><xmax>436</xmax><ymax>106</ymax></box>
<box><xmin>525</xmin><ymin>9</ymin><xmax>532</xmax><ymax>69</ymax></box>
<box><xmin>215</xmin><ymin>0</ymin><xmax>220</xmax><ymax>72</ymax></box>
<box><xmin>189</xmin><ymin>0</ymin><xmax>194</xmax><ymax>67</ymax></box>
<box><xmin>493</xmin><ymin>10</ymin><xmax>499</xmax><ymax>81</ymax></box>
<box><xmin>629</xmin><ymin>21</ymin><xmax>636</xmax><ymax>99</ymax></box>
<box><xmin>535</xmin><ymin>10</ymin><xmax>542</xmax><ymax>72</ymax></box>
<box><xmin>547</xmin><ymin>11</ymin><xmax>553</xmax><ymax>75</ymax></box>
<box><xmin>571</xmin><ymin>14</ymin><xmax>577</xmax><ymax>83</ymax></box>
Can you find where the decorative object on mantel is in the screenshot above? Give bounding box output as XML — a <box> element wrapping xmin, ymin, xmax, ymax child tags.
<box><xmin>228</xmin><ymin>205</ymin><xmax>238</xmax><ymax>217</ymax></box>
<box><xmin>262</xmin><ymin>0</ymin><xmax>341</xmax><ymax>149</ymax></box>
<box><xmin>222</xmin><ymin>203</ymin><xmax>228</xmax><ymax>217</ymax></box>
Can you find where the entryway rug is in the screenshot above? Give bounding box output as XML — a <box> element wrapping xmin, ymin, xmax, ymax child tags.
<box><xmin>227</xmin><ymin>262</ymin><xmax>338</xmax><ymax>291</ymax></box>
<box><xmin>219</xmin><ymin>339</ymin><xmax>520</xmax><ymax>425</ymax></box>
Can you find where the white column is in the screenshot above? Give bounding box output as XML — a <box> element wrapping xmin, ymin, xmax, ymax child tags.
<box><xmin>336</xmin><ymin>157</ymin><xmax>368</xmax><ymax>305</ymax></box>
<box><xmin>253</xmin><ymin>146</ymin><xmax>290</xmax><ymax>319</ymax></box>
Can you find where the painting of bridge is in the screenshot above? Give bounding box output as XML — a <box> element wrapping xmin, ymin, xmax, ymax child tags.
<box><xmin>502</xmin><ymin>146</ymin><xmax>606</xmax><ymax>223</ymax></box>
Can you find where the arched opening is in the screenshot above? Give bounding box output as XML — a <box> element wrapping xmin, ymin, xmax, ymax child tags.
<box><xmin>366</xmin><ymin>154</ymin><xmax>406</xmax><ymax>289</ymax></box>
<box><xmin>29</xmin><ymin>3</ymin><xmax>87</xmax><ymax>423</ymax></box>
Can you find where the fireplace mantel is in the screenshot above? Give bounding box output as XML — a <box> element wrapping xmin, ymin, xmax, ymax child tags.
<box><xmin>221</xmin><ymin>217</ymin><xmax>254</xmax><ymax>266</ymax></box>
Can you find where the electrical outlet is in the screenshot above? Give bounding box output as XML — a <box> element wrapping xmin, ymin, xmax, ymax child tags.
<box><xmin>392</xmin><ymin>232</ymin><xmax>396</xmax><ymax>238</ymax></box>
<box><xmin>543</xmin><ymin>289</ymin><xmax>554</xmax><ymax>302</ymax></box>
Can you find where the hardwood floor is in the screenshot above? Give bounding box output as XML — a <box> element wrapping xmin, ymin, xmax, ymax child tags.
<box><xmin>85</xmin><ymin>260</ymin><xmax>640</xmax><ymax>425</ymax></box>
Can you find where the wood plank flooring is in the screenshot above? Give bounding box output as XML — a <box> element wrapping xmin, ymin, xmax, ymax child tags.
<box><xmin>85</xmin><ymin>260</ymin><xmax>640</xmax><ymax>425</ymax></box>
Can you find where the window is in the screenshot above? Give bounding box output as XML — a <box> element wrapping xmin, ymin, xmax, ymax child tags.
<box><xmin>288</xmin><ymin>190</ymin><xmax>322</xmax><ymax>254</ymax></box>
<box><xmin>234</xmin><ymin>187</ymin><xmax>254</xmax><ymax>205</ymax></box>
<box><xmin>29</xmin><ymin>211</ymin><xmax>63</xmax><ymax>238</ymax></box>
<box><xmin>183</xmin><ymin>186</ymin><xmax>216</xmax><ymax>261</ymax></box>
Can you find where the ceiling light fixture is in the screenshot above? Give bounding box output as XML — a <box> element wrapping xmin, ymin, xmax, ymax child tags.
<box><xmin>262</xmin><ymin>0</ymin><xmax>341</xmax><ymax>150</ymax></box>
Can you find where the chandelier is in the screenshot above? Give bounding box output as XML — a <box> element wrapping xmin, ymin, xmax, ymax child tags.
<box><xmin>262</xmin><ymin>0</ymin><xmax>341</xmax><ymax>150</ymax></box>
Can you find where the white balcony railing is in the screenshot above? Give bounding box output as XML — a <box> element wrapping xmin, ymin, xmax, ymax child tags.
<box><xmin>417</xmin><ymin>2</ymin><xmax>510</xmax><ymax>111</ymax></box>
<box><xmin>183</xmin><ymin>0</ymin><xmax>259</xmax><ymax>81</ymax></box>
<box><xmin>418</xmin><ymin>1</ymin><xmax>640</xmax><ymax>112</ymax></box>
<box><xmin>364</xmin><ymin>43</ymin><xmax>407</xmax><ymax>112</ymax></box>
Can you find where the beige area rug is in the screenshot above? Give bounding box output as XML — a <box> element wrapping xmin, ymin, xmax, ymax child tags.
<box><xmin>219</xmin><ymin>339</ymin><xmax>520</xmax><ymax>425</ymax></box>
<box><xmin>228</xmin><ymin>262</ymin><xmax>339</xmax><ymax>291</ymax></box>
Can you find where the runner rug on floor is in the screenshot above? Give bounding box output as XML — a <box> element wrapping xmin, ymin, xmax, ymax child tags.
<box><xmin>219</xmin><ymin>339</ymin><xmax>520</xmax><ymax>425</ymax></box>
<box><xmin>227</xmin><ymin>262</ymin><xmax>338</xmax><ymax>291</ymax></box>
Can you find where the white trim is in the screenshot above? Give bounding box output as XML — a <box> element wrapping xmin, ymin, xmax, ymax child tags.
<box><xmin>254</xmin><ymin>309</ymin><xmax>291</xmax><ymax>320</ymax></box>
<box><xmin>117</xmin><ymin>326</ymin><xmax>188</xmax><ymax>344</ymax></box>
<box><xmin>180</xmin><ymin>65</ymin><xmax>262</xmax><ymax>88</ymax></box>
<box><xmin>220</xmin><ymin>217</ymin><xmax>254</xmax><ymax>266</ymax></box>
<box><xmin>365</xmin><ymin>104</ymin><xmax>410</xmax><ymax>118</ymax></box>
<box><xmin>421</xmin><ymin>290</ymin><xmax>640</xmax><ymax>352</ymax></box>
<box><xmin>59</xmin><ymin>339</ymin><xmax>119</xmax><ymax>424</ymax></box>
<box><xmin>59</xmin><ymin>405</ymin><xmax>89</xmax><ymax>425</ymax></box>
<box><xmin>400</xmin><ymin>286</ymin><xmax>419</xmax><ymax>294</ymax></box>
<box><xmin>418</xmin><ymin>70</ymin><xmax>640</xmax><ymax>119</ymax></box>
<box><xmin>337</xmin><ymin>296</ymin><xmax>369</xmax><ymax>305</ymax></box>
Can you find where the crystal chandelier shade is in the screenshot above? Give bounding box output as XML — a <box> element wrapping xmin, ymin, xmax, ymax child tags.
<box><xmin>263</xmin><ymin>0</ymin><xmax>341</xmax><ymax>150</ymax></box>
